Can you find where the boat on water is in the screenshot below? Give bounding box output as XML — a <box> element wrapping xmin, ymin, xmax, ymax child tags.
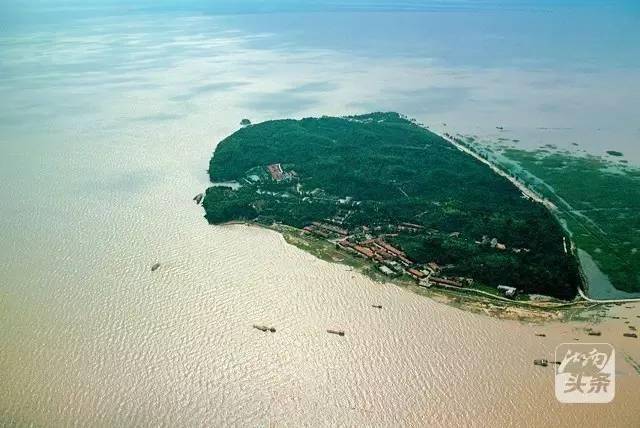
<box><xmin>151</xmin><ymin>263</ymin><xmax>161</xmax><ymax>272</ymax></box>
<box><xmin>253</xmin><ymin>324</ymin><xmax>276</xmax><ymax>333</ymax></box>
<box><xmin>327</xmin><ymin>329</ymin><xmax>345</xmax><ymax>336</ymax></box>
<box><xmin>533</xmin><ymin>359</ymin><xmax>549</xmax><ymax>367</ymax></box>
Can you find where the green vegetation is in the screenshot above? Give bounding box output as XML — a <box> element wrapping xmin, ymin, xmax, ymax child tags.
<box><xmin>203</xmin><ymin>113</ymin><xmax>580</xmax><ymax>299</ymax></box>
<box><xmin>491</xmin><ymin>148</ymin><xmax>640</xmax><ymax>293</ymax></box>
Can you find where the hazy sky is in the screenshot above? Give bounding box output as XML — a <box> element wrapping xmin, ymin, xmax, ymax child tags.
<box><xmin>4</xmin><ymin>0</ymin><xmax>640</xmax><ymax>16</ymax></box>
<box><xmin>2</xmin><ymin>0</ymin><xmax>639</xmax><ymax>162</ymax></box>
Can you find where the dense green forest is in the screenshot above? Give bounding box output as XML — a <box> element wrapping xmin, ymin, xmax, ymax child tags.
<box><xmin>204</xmin><ymin>113</ymin><xmax>580</xmax><ymax>299</ymax></box>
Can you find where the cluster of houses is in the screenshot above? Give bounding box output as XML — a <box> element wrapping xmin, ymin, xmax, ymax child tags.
<box><xmin>476</xmin><ymin>235</ymin><xmax>530</xmax><ymax>254</ymax></box>
<box><xmin>245</xmin><ymin>163</ymin><xmax>298</xmax><ymax>184</ymax></box>
<box><xmin>266</xmin><ymin>163</ymin><xmax>297</xmax><ymax>182</ymax></box>
<box><xmin>302</xmin><ymin>223</ymin><xmax>522</xmax><ymax>299</ymax></box>
<box><xmin>301</xmin><ymin>226</ymin><xmax>469</xmax><ymax>289</ymax></box>
<box><xmin>336</xmin><ymin>236</ymin><xmax>473</xmax><ymax>289</ymax></box>
<box><xmin>303</xmin><ymin>222</ymin><xmax>349</xmax><ymax>239</ymax></box>
<box><xmin>239</xmin><ymin>162</ymin><xmax>524</xmax><ymax>300</ymax></box>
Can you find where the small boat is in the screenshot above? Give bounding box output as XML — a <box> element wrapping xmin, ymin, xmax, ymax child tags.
<box><xmin>533</xmin><ymin>359</ymin><xmax>549</xmax><ymax>367</ymax></box>
<box><xmin>253</xmin><ymin>324</ymin><xmax>276</xmax><ymax>333</ymax></box>
<box><xmin>587</xmin><ymin>330</ymin><xmax>602</xmax><ymax>336</ymax></box>
<box><xmin>327</xmin><ymin>329</ymin><xmax>345</xmax><ymax>336</ymax></box>
<box><xmin>193</xmin><ymin>193</ymin><xmax>204</xmax><ymax>204</ymax></box>
<box><xmin>151</xmin><ymin>262</ymin><xmax>161</xmax><ymax>272</ymax></box>
<box><xmin>534</xmin><ymin>333</ymin><xmax>546</xmax><ymax>337</ymax></box>
<box><xmin>623</xmin><ymin>333</ymin><xmax>638</xmax><ymax>338</ymax></box>
<box><xmin>372</xmin><ymin>305</ymin><xmax>383</xmax><ymax>309</ymax></box>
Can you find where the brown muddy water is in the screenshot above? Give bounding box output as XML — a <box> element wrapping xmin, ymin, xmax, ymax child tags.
<box><xmin>1</xmin><ymin>6</ymin><xmax>639</xmax><ymax>427</ymax></box>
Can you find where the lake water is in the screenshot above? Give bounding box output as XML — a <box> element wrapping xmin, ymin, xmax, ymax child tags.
<box><xmin>1</xmin><ymin>1</ymin><xmax>639</xmax><ymax>426</ymax></box>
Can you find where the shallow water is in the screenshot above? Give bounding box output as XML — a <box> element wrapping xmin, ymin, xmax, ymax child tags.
<box><xmin>578</xmin><ymin>250</ymin><xmax>639</xmax><ymax>300</ymax></box>
<box><xmin>1</xmin><ymin>3</ymin><xmax>639</xmax><ymax>426</ymax></box>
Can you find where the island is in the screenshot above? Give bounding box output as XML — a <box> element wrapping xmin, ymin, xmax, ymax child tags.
<box><xmin>203</xmin><ymin>113</ymin><xmax>581</xmax><ymax>300</ymax></box>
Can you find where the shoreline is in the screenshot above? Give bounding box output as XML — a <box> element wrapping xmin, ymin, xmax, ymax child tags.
<box><xmin>214</xmin><ymin>221</ymin><xmax>597</xmax><ymax>323</ymax></box>
<box><xmin>202</xmin><ymin>116</ymin><xmax>636</xmax><ymax>317</ymax></box>
<box><xmin>427</xmin><ymin>127</ymin><xmax>640</xmax><ymax>304</ymax></box>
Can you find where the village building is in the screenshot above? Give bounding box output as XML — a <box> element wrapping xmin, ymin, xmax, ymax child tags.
<box><xmin>354</xmin><ymin>245</ymin><xmax>375</xmax><ymax>258</ymax></box>
<box><xmin>407</xmin><ymin>268</ymin><xmax>426</xmax><ymax>279</ymax></box>
<box><xmin>267</xmin><ymin>163</ymin><xmax>284</xmax><ymax>181</ymax></box>
<box><xmin>497</xmin><ymin>285</ymin><xmax>517</xmax><ymax>298</ymax></box>
<box><xmin>379</xmin><ymin>266</ymin><xmax>394</xmax><ymax>276</ymax></box>
<box><xmin>427</xmin><ymin>262</ymin><xmax>440</xmax><ymax>273</ymax></box>
<box><xmin>429</xmin><ymin>277</ymin><xmax>464</xmax><ymax>288</ymax></box>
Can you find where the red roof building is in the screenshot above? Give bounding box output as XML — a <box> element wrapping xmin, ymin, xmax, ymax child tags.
<box><xmin>267</xmin><ymin>163</ymin><xmax>284</xmax><ymax>181</ymax></box>
<box><xmin>430</xmin><ymin>277</ymin><xmax>463</xmax><ymax>287</ymax></box>
<box><xmin>407</xmin><ymin>268</ymin><xmax>426</xmax><ymax>279</ymax></box>
<box><xmin>354</xmin><ymin>245</ymin><xmax>375</xmax><ymax>258</ymax></box>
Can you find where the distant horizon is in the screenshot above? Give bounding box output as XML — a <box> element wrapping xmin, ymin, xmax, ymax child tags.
<box><xmin>4</xmin><ymin>0</ymin><xmax>640</xmax><ymax>19</ymax></box>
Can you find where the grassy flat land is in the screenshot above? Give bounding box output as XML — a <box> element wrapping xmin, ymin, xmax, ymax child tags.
<box><xmin>203</xmin><ymin>113</ymin><xmax>580</xmax><ymax>299</ymax></box>
<box><xmin>487</xmin><ymin>148</ymin><xmax>640</xmax><ymax>294</ymax></box>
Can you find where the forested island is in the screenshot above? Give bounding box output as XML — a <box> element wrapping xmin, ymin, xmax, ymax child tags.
<box><xmin>203</xmin><ymin>113</ymin><xmax>580</xmax><ymax>300</ymax></box>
